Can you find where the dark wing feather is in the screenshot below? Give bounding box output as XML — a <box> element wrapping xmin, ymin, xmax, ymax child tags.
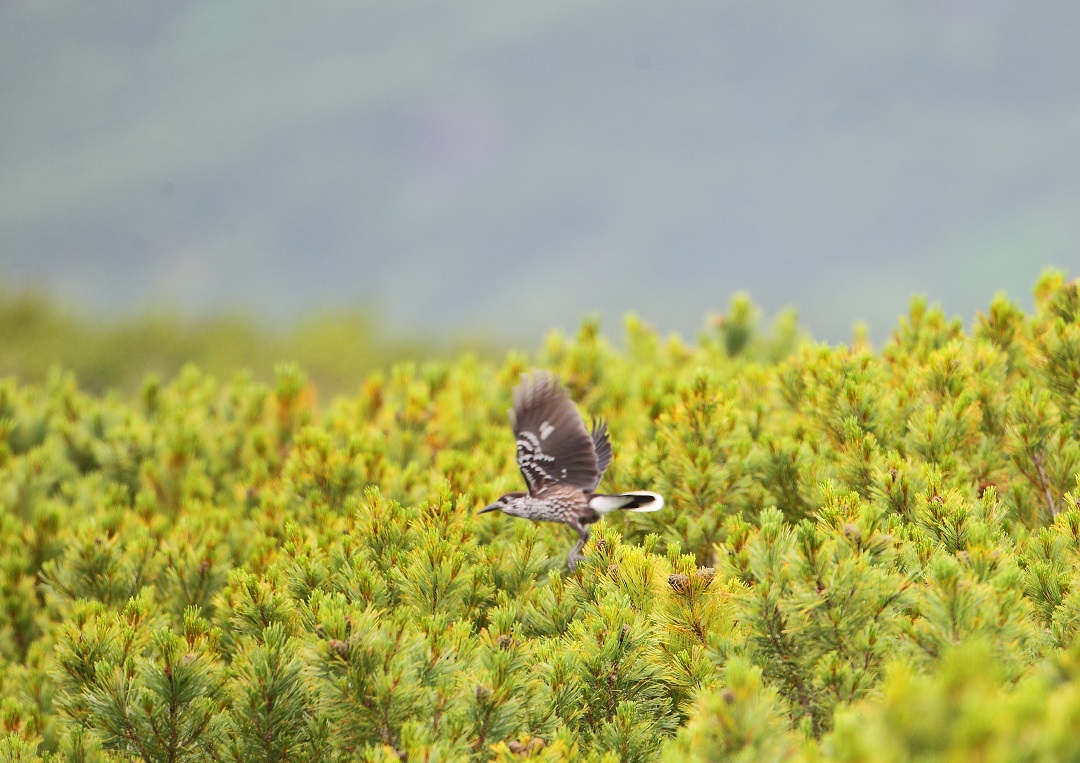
<box><xmin>510</xmin><ymin>372</ymin><xmax>599</xmax><ymax>494</ymax></box>
<box><xmin>590</xmin><ymin>418</ymin><xmax>612</xmax><ymax>488</ymax></box>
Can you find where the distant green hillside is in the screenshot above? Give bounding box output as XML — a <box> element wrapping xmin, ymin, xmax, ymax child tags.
<box><xmin>0</xmin><ymin>286</ymin><xmax>501</xmax><ymax>396</ymax></box>
<box><xmin>2</xmin><ymin>4</ymin><xmax>1077</xmax><ymax>341</ymax></box>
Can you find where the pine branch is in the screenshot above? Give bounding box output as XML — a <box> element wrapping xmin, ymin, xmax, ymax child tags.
<box><xmin>1031</xmin><ymin>450</ymin><xmax>1059</xmax><ymax>517</ymax></box>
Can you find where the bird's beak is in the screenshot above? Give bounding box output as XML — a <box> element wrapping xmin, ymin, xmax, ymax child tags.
<box><xmin>478</xmin><ymin>502</ymin><xmax>501</xmax><ymax>514</ymax></box>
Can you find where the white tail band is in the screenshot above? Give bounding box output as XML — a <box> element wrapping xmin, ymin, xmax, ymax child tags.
<box><xmin>589</xmin><ymin>491</ymin><xmax>665</xmax><ymax>514</ymax></box>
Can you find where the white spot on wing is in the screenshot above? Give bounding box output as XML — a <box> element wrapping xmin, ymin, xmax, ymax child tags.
<box><xmin>516</xmin><ymin>431</ymin><xmax>558</xmax><ymax>491</ymax></box>
<box><xmin>539</xmin><ymin>421</ymin><xmax>554</xmax><ymax>440</ymax></box>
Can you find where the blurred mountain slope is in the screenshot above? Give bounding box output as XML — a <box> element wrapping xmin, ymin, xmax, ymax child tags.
<box><xmin>2</xmin><ymin>2</ymin><xmax>1078</xmax><ymax>342</ymax></box>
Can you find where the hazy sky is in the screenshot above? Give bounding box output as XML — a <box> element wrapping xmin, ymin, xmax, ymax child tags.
<box><xmin>2</xmin><ymin>1</ymin><xmax>1078</xmax><ymax>344</ymax></box>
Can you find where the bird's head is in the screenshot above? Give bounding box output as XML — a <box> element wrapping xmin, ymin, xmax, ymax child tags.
<box><xmin>478</xmin><ymin>491</ymin><xmax>527</xmax><ymax>516</ymax></box>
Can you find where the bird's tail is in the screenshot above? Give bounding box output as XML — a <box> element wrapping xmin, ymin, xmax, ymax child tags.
<box><xmin>588</xmin><ymin>491</ymin><xmax>665</xmax><ymax>515</ymax></box>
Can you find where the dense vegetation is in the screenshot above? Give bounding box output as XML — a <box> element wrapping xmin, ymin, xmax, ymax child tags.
<box><xmin>3</xmin><ymin>272</ymin><xmax>1080</xmax><ymax>761</ymax></box>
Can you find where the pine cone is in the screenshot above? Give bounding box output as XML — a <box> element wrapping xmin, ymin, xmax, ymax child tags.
<box><xmin>668</xmin><ymin>573</ymin><xmax>690</xmax><ymax>593</ymax></box>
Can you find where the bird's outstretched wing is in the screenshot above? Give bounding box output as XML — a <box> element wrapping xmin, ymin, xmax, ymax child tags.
<box><xmin>509</xmin><ymin>372</ymin><xmax>600</xmax><ymax>494</ymax></box>
<box><xmin>591</xmin><ymin>418</ymin><xmax>612</xmax><ymax>487</ymax></box>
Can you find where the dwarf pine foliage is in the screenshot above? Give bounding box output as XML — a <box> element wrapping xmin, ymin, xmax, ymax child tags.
<box><xmin>4</xmin><ymin>273</ymin><xmax>1080</xmax><ymax>761</ymax></box>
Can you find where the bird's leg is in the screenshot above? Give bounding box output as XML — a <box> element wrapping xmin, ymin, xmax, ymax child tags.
<box><xmin>567</xmin><ymin>522</ymin><xmax>590</xmax><ymax>571</ymax></box>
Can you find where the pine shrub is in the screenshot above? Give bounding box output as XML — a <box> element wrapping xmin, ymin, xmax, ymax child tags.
<box><xmin>1</xmin><ymin>275</ymin><xmax>1080</xmax><ymax>760</ymax></box>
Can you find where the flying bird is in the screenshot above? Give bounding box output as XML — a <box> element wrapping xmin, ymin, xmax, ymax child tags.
<box><xmin>479</xmin><ymin>371</ymin><xmax>664</xmax><ymax>569</ymax></box>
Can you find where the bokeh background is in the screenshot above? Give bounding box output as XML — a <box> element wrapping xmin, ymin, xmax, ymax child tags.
<box><xmin>2</xmin><ymin>1</ymin><xmax>1079</xmax><ymax>388</ymax></box>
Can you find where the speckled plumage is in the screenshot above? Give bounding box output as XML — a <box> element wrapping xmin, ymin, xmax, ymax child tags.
<box><xmin>495</xmin><ymin>484</ymin><xmax>597</xmax><ymax>525</ymax></box>
<box><xmin>479</xmin><ymin>372</ymin><xmax>664</xmax><ymax>569</ymax></box>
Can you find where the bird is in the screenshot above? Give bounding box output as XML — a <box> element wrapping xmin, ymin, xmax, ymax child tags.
<box><xmin>479</xmin><ymin>371</ymin><xmax>664</xmax><ymax>569</ymax></box>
